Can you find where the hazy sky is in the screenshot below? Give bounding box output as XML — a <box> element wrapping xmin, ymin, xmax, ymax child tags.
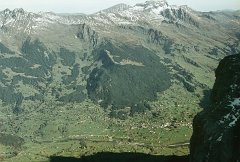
<box><xmin>0</xmin><ymin>0</ymin><xmax>239</xmax><ymax>14</ymax></box>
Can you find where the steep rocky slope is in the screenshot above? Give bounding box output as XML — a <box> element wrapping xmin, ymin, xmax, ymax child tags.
<box><xmin>190</xmin><ymin>54</ymin><xmax>240</xmax><ymax>162</ymax></box>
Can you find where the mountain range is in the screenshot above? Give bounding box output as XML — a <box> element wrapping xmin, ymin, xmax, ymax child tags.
<box><xmin>0</xmin><ymin>0</ymin><xmax>239</xmax><ymax>161</ymax></box>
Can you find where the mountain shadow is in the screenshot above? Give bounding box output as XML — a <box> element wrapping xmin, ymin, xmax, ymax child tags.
<box><xmin>199</xmin><ymin>89</ymin><xmax>211</xmax><ymax>109</ymax></box>
<box><xmin>49</xmin><ymin>152</ymin><xmax>189</xmax><ymax>162</ymax></box>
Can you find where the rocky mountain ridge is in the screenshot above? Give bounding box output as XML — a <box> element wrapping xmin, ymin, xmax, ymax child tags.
<box><xmin>1</xmin><ymin>0</ymin><xmax>235</xmax><ymax>33</ymax></box>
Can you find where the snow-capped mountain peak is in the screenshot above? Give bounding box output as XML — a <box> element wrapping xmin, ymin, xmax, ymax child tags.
<box><xmin>3</xmin><ymin>8</ymin><xmax>11</xmax><ymax>15</ymax></box>
<box><xmin>1</xmin><ymin>8</ymin><xmax>27</xmax><ymax>18</ymax></box>
<box><xmin>132</xmin><ymin>0</ymin><xmax>169</xmax><ymax>13</ymax></box>
<box><xmin>143</xmin><ymin>0</ymin><xmax>168</xmax><ymax>7</ymax></box>
<box><xmin>12</xmin><ymin>8</ymin><xmax>25</xmax><ymax>14</ymax></box>
<box><xmin>100</xmin><ymin>3</ymin><xmax>131</xmax><ymax>13</ymax></box>
<box><xmin>0</xmin><ymin>8</ymin><xmax>62</xmax><ymax>34</ymax></box>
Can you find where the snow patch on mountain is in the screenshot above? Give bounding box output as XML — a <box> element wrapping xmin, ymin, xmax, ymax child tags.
<box><xmin>229</xmin><ymin>98</ymin><xmax>240</xmax><ymax>107</ymax></box>
<box><xmin>38</xmin><ymin>12</ymin><xmax>62</xmax><ymax>21</ymax></box>
<box><xmin>219</xmin><ymin>98</ymin><xmax>240</xmax><ymax>128</ymax></box>
<box><xmin>132</xmin><ymin>0</ymin><xmax>170</xmax><ymax>14</ymax></box>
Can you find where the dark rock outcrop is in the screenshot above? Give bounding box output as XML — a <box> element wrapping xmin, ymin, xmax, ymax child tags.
<box><xmin>76</xmin><ymin>24</ymin><xmax>98</xmax><ymax>48</ymax></box>
<box><xmin>160</xmin><ymin>7</ymin><xmax>199</xmax><ymax>27</ymax></box>
<box><xmin>190</xmin><ymin>54</ymin><xmax>240</xmax><ymax>162</ymax></box>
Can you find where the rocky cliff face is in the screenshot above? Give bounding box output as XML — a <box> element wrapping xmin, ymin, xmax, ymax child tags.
<box><xmin>190</xmin><ymin>54</ymin><xmax>240</xmax><ymax>162</ymax></box>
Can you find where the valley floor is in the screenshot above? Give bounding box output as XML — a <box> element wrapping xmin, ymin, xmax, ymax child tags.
<box><xmin>0</xmin><ymin>83</ymin><xmax>201</xmax><ymax>162</ymax></box>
